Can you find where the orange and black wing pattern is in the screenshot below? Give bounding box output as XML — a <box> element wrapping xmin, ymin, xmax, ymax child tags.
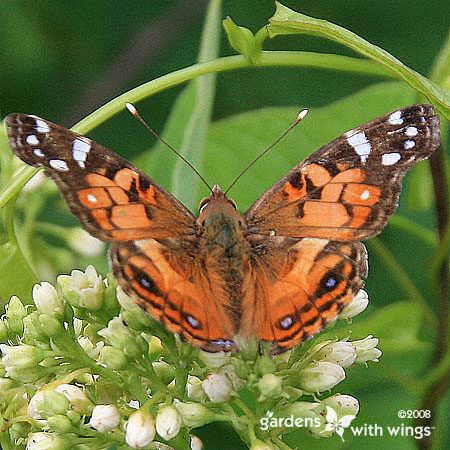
<box><xmin>6</xmin><ymin>114</ymin><xmax>196</xmax><ymax>241</ymax></box>
<box><xmin>245</xmin><ymin>105</ymin><xmax>440</xmax><ymax>241</ymax></box>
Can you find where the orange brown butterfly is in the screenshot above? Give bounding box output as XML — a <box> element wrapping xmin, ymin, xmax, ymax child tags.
<box><xmin>6</xmin><ymin>105</ymin><xmax>440</xmax><ymax>353</ymax></box>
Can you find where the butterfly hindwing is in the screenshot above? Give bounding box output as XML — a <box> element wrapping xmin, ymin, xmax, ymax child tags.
<box><xmin>242</xmin><ymin>236</ymin><xmax>367</xmax><ymax>353</ymax></box>
<box><xmin>6</xmin><ymin>114</ymin><xmax>196</xmax><ymax>241</ymax></box>
<box><xmin>245</xmin><ymin>105</ymin><xmax>440</xmax><ymax>241</ymax></box>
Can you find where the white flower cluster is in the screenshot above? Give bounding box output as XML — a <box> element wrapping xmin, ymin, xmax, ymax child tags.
<box><xmin>0</xmin><ymin>267</ymin><xmax>380</xmax><ymax>450</ymax></box>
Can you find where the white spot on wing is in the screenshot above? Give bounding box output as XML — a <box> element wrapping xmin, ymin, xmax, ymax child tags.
<box><xmin>72</xmin><ymin>137</ymin><xmax>91</xmax><ymax>168</ymax></box>
<box><xmin>33</xmin><ymin>149</ymin><xmax>45</xmax><ymax>158</ymax></box>
<box><xmin>382</xmin><ymin>152</ymin><xmax>401</xmax><ymax>166</ymax></box>
<box><xmin>49</xmin><ymin>159</ymin><xmax>69</xmax><ymax>171</ymax></box>
<box><xmin>35</xmin><ymin>119</ymin><xmax>51</xmax><ymax>133</ymax></box>
<box><xmin>26</xmin><ymin>135</ymin><xmax>39</xmax><ymax>146</ymax></box>
<box><xmin>346</xmin><ymin>130</ymin><xmax>371</xmax><ymax>163</ymax></box>
<box><xmin>388</xmin><ymin>110</ymin><xmax>404</xmax><ymax>125</ymax></box>
<box><xmin>360</xmin><ymin>190</ymin><xmax>370</xmax><ymax>200</ymax></box>
<box><xmin>86</xmin><ymin>194</ymin><xmax>97</xmax><ymax>203</ymax></box>
<box><xmin>404</xmin><ymin>140</ymin><xmax>416</xmax><ymax>150</ymax></box>
<box><xmin>405</xmin><ymin>126</ymin><xmax>418</xmax><ymax>137</ymax></box>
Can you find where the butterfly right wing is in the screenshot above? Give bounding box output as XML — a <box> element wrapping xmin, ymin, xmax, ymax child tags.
<box><xmin>6</xmin><ymin>113</ymin><xmax>197</xmax><ymax>241</ymax></box>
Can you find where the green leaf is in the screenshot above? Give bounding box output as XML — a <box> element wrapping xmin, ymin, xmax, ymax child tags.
<box><xmin>0</xmin><ymin>241</ymin><xmax>37</xmax><ymax>307</ymax></box>
<box><xmin>430</xmin><ymin>27</ymin><xmax>450</xmax><ymax>88</ymax></box>
<box><xmin>170</xmin><ymin>0</ymin><xmax>222</xmax><ymax>210</ymax></box>
<box><xmin>405</xmin><ymin>162</ymin><xmax>434</xmax><ymax>211</ymax></box>
<box><xmin>268</xmin><ymin>2</ymin><xmax>450</xmax><ymax>120</ymax></box>
<box><xmin>223</xmin><ymin>17</ymin><xmax>259</xmax><ymax>63</ymax></box>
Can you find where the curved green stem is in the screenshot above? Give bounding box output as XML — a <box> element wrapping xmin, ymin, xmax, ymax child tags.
<box><xmin>389</xmin><ymin>215</ymin><xmax>437</xmax><ymax>247</ymax></box>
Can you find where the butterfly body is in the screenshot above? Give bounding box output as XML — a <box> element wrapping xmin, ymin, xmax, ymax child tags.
<box><xmin>6</xmin><ymin>105</ymin><xmax>440</xmax><ymax>353</ymax></box>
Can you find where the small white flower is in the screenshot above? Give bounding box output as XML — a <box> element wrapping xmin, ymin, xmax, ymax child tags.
<box><xmin>125</xmin><ymin>410</ymin><xmax>156</xmax><ymax>448</ymax></box>
<box><xmin>156</xmin><ymin>405</ymin><xmax>182</xmax><ymax>441</ymax></box>
<box><xmin>323</xmin><ymin>406</ymin><xmax>355</xmax><ymax>442</ymax></box>
<box><xmin>187</xmin><ymin>375</ymin><xmax>206</xmax><ymax>401</ymax></box>
<box><xmin>199</xmin><ymin>350</ymin><xmax>231</xmax><ymax>368</ymax></box>
<box><xmin>202</xmin><ymin>373</ymin><xmax>233</xmax><ymax>403</ymax></box>
<box><xmin>77</xmin><ymin>336</ymin><xmax>104</xmax><ymax>359</ymax></box>
<box><xmin>340</xmin><ymin>290</ymin><xmax>369</xmax><ymax>319</ymax></box>
<box><xmin>174</xmin><ymin>400</ymin><xmax>217</xmax><ymax>427</ymax></box>
<box><xmin>98</xmin><ymin>317</ymin><xmax>140</xmax><ymax>357</ymax></box>
<box><xmin>352</xmin><ymin>335</ymin><xmax>382</xmax><ymax>363</ymax></box>
<box><xmin>257</xmin><ymin>374</ymin><xmax>283</xmax><ymax>401</ymax></box>
<box><xmin>297</xmin><ymin>361</ymin><xmax>345</xmax><ymax>392</ymax></box>
<box><xmin>55</xmin><ymin>384</ymin><xmax>92</xmax><ymax>414</ymax></box>
<box><xmin>313</xmin><ymin>341</ymin><xmax>357</xmax><ymax>368</ymax></box>
<box><xmin>89</xmin><ymin>404</ymin><xmax>120</xmax><ymax>432</ymax></box>
<box><xmin>1</xmin><ymin>344</ymin><xmax>45</xmax><ymax>370</ymax></box>
<box><xmin>322</xmin><ymin>394</ymin><xmax>359</xmax><ymax>417</ymax></box>
<box><xmin>58</xmin><ymin>265</ymin><xmax>104</xmax><ymax>311</ymax></box>
<box><xmin>68</xmin><ymin>228</ymin><xmax>105</xmax><ymax>257</ymax></box>
<box><xmin>190</xmin><ymin>435</ymin><xmax>203</xmax><ymax>450</ymax></box>
<box><xmin>32</xmin><ymin>282</ymin><xmax>64</xmax><ymax>316</ymax></box>
<box><xmin>28</xmin><ymin>390</ymin><xmax>70</xmax><ymax>421</ymax></box>
<box><xmin>26</xmin><ymin>432</ymin><xmax>66</xmax><ymax>450</ymax></box>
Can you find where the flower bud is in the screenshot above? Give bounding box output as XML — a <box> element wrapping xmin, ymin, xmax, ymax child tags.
<box><xmin>257</xmin><ymin>374</ymin><xmax>283</xmax><ymax>401</ymax></box>
<box><xmin>190</xmin><ymin>435</ymin><xmax>203</xmax><ymax>450</ymax></box>
<box><xmin>98</xmin><ymin>346</ymin><xmax>127</xmax><ymax>370</ymax></box>
<box><xmin>98</xmin><ymin>317</ymin><xmax>140</xmax><ymax>358</ymax></box>
<box><xmin>28</xmin><ymin>390</ymin><xmax>70</xmax><ymax>420</ymax></box>
<box><xmin>296</xmin><ymin>362</ymin><xmax>345</xmax><ymax>392</ymax></box>
<box><xmin>55</xmin><ymin>384</ymin><xmax>92</xmax><ymax>414</ymax></box>
<box><xmin>187</xmin><ymin>375</ymin><xmax>206</xmax><ymax>401</ymax></box>
<box><xmin>340</xmin><ymin>290</ymin><xmax>369</xmax><ymax>319</ymax></box>
<box><xmin>152</xmin><ymin>361</ymin><xmax>175</xmax><ymax>385</ymax></box>
<box><xmin>5</xmin><ymin>296</ymin><xmax>26</xmax><ymax>335</ymax></box>
<box><xmin>202</xmin><ymin>373</ymin><xmax>233</xmax><ymax>403</ymax></box>
<box><xmin>174</xmin><ymin>401</ymin><xmax>217</xmax><ymax>427</ymax></box>
<box><xmin>312</xmin><ymin>341</ymin><xmax>357</xmax><ymax>368</ymax></box>
<box><xmin>58</xmin><ymin>266</ymin><xmax>104</xmax><ymax>311</ymax></box>
<box><xmin>353</xmin><ymin>335</ymin><xmax>382</xmax><ymax>363</ymax></box>
<box><xmin>77</xmin><ymin>336</ymin><xmax>104</xmax><ymax>359</ymax></box>
<box><xmin>26</xmin><ymin>432</ymin><xmax>68</xmax><ymax>450</ymax></box>
<box><xmin>116</xmin><ymin>287</ymin><xmax>154</xmax><ymax>329</ymax></box>
<box><xmin>68</xmin><ymin>228</ymin><xmax>105</xmax><ymax>257</ymax></box>
<box><xmin>219</xmin><ymin>364</ymin><xmax>245</xmax><ymax>391</ymax></box>
<box><xmin>46</xmin><ymin>415</ymin><xmax>73</xmax><ymax>433</ymax></box>
<box><xmin>39</xmin><ymin>315</ymin><xmax>63</xmax><ymax>337</ymax></box>
<box><xmin>89</xmin><ymin>404</ymin><xmax>120</xmax><ymax>432</ymax></box>
<box><xmin>0</xmin><ymin>319</ymin><xmax>8</xmax><ymax>342</ymax></box>
<box><xmin>156</xmin><ymin>405</ymin><xmax>182</xmax><ymax>441</ymax></box>
<box><xmin>125</xmin><ymin>410</ymin><xmax>156</xmax><ymax>448</ymax></box>
<box><xmin>322</xmin><ymin>394</ymin><xmax>359</xmax><ymax>417</ymax></box>
<box><xmin>5</xmin><ymin>365</ymin><xmax>48</xmax><ymax>383</ymax></box>
<box><xmin>1</xmin><ymin>344</ymin><xmax>45</xmax><ymax>369</ymax></box>
<box><xmin>199</xmin><ymin>350</ymin><xmax>230</xmax><ymax>368</ymax></box>
<box><xmin>32</xmin><ymin>282</ymin><xmax>64</xmax><ymax>316</ymax></box>
<box><xmin>249</xmin><ymin>440</ymin><xmax>275</xmax><ymax>450</ymax></box>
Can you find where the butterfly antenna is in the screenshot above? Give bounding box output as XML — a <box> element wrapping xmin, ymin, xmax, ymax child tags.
<box><xmin>125</xmin><ymin>102</ymin><xmax>213</xmax><ymax>193</ymax></box>
<box><xmin>224</xmin><ymin>109</ymin><xmax>309</xmax><ymax>196</ymax></box>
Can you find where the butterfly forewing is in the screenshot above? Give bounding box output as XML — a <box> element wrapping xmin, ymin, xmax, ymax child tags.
<box><xmin>6</xmin><ymin>114</ymin><xmax>196</xmax><ymax>241</ymax></box>
<box><xmin>246</xmin><ymin>104</ymin><xmax>440</xmax><ymax>241</ymax></box>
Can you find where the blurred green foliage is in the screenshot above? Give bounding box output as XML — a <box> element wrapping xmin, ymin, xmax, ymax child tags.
<box><xmin>0</xmin><ymin>0</ymin><xmax>449</xmax><ymax>449</ymax></box>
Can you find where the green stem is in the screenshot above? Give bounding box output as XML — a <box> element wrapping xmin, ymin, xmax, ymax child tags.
<box><xmin>367</xmin><ymin>238</ymin><xmax>436</xmax><ymax>327</ymax></box>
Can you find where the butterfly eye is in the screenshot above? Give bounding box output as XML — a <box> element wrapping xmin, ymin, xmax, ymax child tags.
<box><xmin>277</xmin><ymin>314</ymin><xmax>297</xmax><ymax>330</ymax></box>
<box><xmin>184</xmin><ymin>314</ymin><xmax>201</xmax><ymax>329</ymax></box>
<box><xmin>323</xmin><ymin>274</ymin><xmax>338</xmax><ymax>290</ymax></box>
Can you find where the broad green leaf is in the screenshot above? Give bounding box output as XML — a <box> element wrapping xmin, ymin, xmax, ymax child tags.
<box><xmin>430</xmin><ymin>27</ymin><xmax>450</xmax><ymax>88</ymax></box>
<box><xmin>0</xmin><ymin>241</ymin><xmax>37</xmax><ymax>307</ymax></box>
<box><xmin>223</xmin><ymin>17</ymin><xmax>259</xmax><ymax>63</ymax></box>
<box><xmin>268</xmin><ymin>2</ymin><xmax>450</xmax><ymax>120</ymax></box>
<box><xmin>170</xmin><ymin>0</ymin><xmax>222</xmax><ymax>210</ymax></box>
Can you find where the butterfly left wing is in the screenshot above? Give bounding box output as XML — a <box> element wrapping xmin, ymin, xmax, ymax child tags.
<box><xmin>6</xmin><ymin>114</ymin><xmax>197</xmax><ymax>241</ymax></box>
<box><xmin>245</xmin><ymin>105</ymin><xmax>440</xmax><ymax>241</ymax></box>
<box><xmin>242</xmin><ymin>236</ymin><xmax>367</xmax><ymax>353</ymax></box>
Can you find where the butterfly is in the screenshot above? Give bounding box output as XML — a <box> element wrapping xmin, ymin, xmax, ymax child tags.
<box><xmin>5</xmin><ymin>105</ymin><xmax>440</xmax><ymax>353</ymax></box>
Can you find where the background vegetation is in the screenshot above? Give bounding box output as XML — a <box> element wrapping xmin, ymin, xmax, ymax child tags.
<box><xmin>0</xmin><ymin>1</ymin><xmax>449</xmax><ymax>449</ymax></box>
